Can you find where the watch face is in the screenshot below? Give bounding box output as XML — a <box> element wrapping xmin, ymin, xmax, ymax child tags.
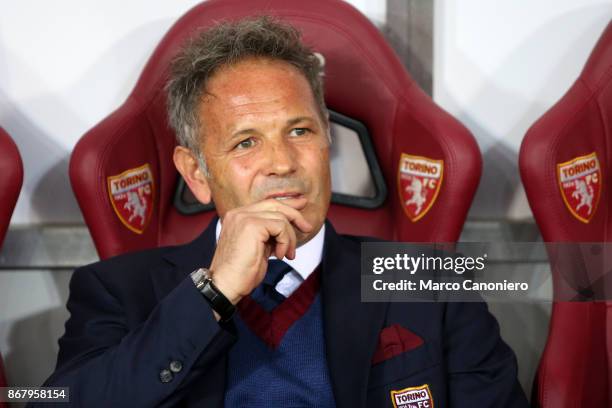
<box><xmin>190</xmin><ymin>268</ymin><xmax>200</xmax><ymax>280</ymax></box>
<box><xmin>190</xmin><ymin>268</ymin><xmax>206</xmax><ymax>287</ymax></box>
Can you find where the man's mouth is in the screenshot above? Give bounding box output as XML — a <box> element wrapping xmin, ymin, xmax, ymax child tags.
<box><xmin>266</xmin><ymin>192</ymin><xmax>304</xmax><ymax>201</ymax></box>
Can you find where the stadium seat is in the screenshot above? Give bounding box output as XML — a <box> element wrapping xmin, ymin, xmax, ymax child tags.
<box><xmin>519</xmin><ymin>21</ymin><xmax>612</xmax><ymax>407</ymax></box>
<box><xmin>69</xmin><ymin>0</ymin><xmax>481</xmax><ymax>259</ymax></box>
<box><xmin>0</xmin><ymin>127</ymin><xmax>23</xmax><ymax>250</ymax></box>
<box><xmin>0</xmin><ymin>126</ymin><xmax>24</xmax><ymax>403</ymax></box>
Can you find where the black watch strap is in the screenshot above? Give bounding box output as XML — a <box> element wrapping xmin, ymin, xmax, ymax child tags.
<box><xmin>190</xmin><ymin>268</ymin><xmax>236</xmax><ymax>322</ymax></box>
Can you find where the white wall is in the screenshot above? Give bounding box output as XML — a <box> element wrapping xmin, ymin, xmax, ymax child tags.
<box><xmin>435</xmin><ymin>0</ymin><xmax>612</xmax><ymax>219</ymax></box>
<box><xmin>0</xmin><ymin>0</ymin><xmax>198</xmax><ymax>224</ymax></box>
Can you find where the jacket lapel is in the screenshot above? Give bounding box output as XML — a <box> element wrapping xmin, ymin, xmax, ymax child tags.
<box><xmin>322</xmin><ymin>222</ymin><xmax>387</xmax><ymax>408</ymax></box>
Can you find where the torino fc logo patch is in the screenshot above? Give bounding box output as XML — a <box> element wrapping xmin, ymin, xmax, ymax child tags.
<box><xmin>107</xmin><ymin>164</ymin><xmax>154</xmax><ymax>234</ymax></box>
<box><xmin>390</xmin><ymin>384</ymin><xmax>434</xmax><ymax>408</ymax></box>
<box><xmin>557</xmin><ymin>152</ymin><xmax>601</xmax><ymax>223</ymax></box>
<box><xmin>398</xmin><ymin>154</ymin><xmax>444</xmax><ymax>222</ymax></box>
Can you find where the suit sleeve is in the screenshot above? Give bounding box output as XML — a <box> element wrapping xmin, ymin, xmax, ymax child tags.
<box><xmin>443</xmin><ymin>302</ymin><xmax>529</xmax><ymax>407</ymax></box>
<box><xmin>30</xmin><ymin>265</ymin><xmax>236</xmax><ymax>407</ymax></box>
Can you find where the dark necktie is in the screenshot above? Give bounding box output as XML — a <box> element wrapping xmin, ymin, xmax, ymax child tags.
<box><xmin>251</xmin><ymin>260</ymin><xmax>293</xmax><ymax>311</ymax></box>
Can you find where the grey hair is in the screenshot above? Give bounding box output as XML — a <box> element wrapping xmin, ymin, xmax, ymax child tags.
<box><xmin>166</xmin><ymin>16</ymin><xmax>328</xmax><ymax>174</ymax></box>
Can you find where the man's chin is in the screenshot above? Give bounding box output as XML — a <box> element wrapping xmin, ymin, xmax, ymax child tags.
<box><xmin>295</xmin><ymin>220</ymin><xmax>324</xmax><ymax>247</ymax></box>
<box><xmin>295</xmin><ymin>231</ymin><xmax>313</xmax><ymax>247</ymax></box>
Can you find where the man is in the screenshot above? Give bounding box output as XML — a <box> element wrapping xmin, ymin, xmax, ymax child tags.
<box><xmin>37</xmin><ymin>17</ymin><xmax>528</xmax><ymax>407</ymax></box>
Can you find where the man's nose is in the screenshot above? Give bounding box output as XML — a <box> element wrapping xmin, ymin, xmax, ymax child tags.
<box><xmin>264</xmin><ymin>138</ymin><xmax>297</xmax><ymax>176</ymax></box>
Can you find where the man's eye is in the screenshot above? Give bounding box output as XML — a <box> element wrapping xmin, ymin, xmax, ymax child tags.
<box><xmin>235</xmin><ymin>138</ymin><xmax>255</xmax><ymax>149</ymax></box>
<box><xmin>289</xmin><ymin>128</ymin><xmax>310</xmax><ymax>137</ymax></box>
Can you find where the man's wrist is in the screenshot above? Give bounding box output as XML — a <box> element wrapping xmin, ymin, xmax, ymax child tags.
<box><xmin>209</xmin><ymin>271</ymin><xmax>243</xmax><ymax>305</ymax></box>
<box><xmin>190</xmin><ymin>268</ymin><xmax>237</xmax><ymax>322</ymax></box>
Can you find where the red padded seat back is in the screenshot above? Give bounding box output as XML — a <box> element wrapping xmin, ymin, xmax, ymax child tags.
<box><xmin>70</xmin><ymin>0</ymin><xmax>481</xmax><ymax>259</ymax></box>
<box><xmin>519</xmin><ymin>22</ymin><xmax>612</xmax><ymax>408</ymax></box>
<box><xmin>0</xmin><ymin>126</ymin><xmax>23</xmax><ymax>400</ymax></box>
<box><xmin>0</xmin><ymin>127</ymin><xmax>23</xmax><ymax>250</ymax></box>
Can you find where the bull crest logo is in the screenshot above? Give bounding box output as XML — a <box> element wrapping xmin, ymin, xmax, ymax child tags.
<box><xmin>557</xmin><ymin>152</ymin><xmax>601</xmax><ymax>223</ymax></box>
<box><xmin>107</xmin><ymin>164</ymin><xmax>154</xmax><ymax>234</ymax></box>
<box><xmin>398</xmin><ymin>154</ymin><xmax>444</xmax><ymax>222</ymax></box>
<box><xmin>124</xmin><ymin>191</ymin><xmax>148</xmax><ymax>225</ymax></box>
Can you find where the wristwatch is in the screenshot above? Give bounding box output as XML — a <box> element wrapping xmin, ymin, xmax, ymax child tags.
<box><xmin>190</xmin><ymin>268</ymin><xmax>236</xmax><ymax>322</ymax></box>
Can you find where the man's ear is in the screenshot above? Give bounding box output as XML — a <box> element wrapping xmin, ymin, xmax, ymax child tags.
<box><xmin>173</xmin><ymin>146</ymin><xmax>212</xmax><ymax>204</ymax></box>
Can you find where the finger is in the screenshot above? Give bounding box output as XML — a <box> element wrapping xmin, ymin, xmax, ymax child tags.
<box><xmin>254</xmin><ymin>217</ymin><xmax>297</xmax><ymax>261</ymax></box>
<box><xmin>249</xmin><ymin>212</ymin><xmax>300</xmax><ymax>257</ymax></box>
<box><xmin>246</xmin><ymin>199</ymin><xmax>313</xmax><ymax>233</ymax></box>
<box><xmin>244</xmin><ymin>210</ymin><xmax>292</xmax><ymax>222</ymax></box>
<box><xmin>242</xmin><ymin>210</ymin><xmax>309</xmax><ymax>246</ymax></box>
<box><xmin>272</xmin><ymin>219</ymin><xmax>297</xmax><ymax>260</ymax></box>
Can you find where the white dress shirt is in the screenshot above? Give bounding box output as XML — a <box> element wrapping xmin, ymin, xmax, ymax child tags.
<box><xmin>215</xmin><ymin>219</ymin><xmax>325</xmax><ymax>297</ymax></box>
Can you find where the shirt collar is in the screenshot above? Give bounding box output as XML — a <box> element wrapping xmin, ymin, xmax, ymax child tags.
<box><xmin>215</xmin><ymin>218</ymin><xmax>325</xmax><ymax>280</ymax></box>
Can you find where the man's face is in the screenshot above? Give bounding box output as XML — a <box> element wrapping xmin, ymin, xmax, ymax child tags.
<box><xmin>178</xmin><ymin>57</ymin><xmax>331</xmax><ymax>244</ymax></box>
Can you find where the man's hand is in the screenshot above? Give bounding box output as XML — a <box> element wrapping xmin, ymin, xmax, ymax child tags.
<box><xmin>208</xmin><ymin>198</ymin><xmax>313</xmax><ymax>308</ymax></box>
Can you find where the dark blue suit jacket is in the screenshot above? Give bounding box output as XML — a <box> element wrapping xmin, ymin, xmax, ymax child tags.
<box><xmin>34</xmin><ymin>219</ymin><xmax>528</xmax><ymax>407</ymax></box>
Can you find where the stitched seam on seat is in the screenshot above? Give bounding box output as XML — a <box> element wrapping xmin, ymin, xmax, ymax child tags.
<box><xmin>390</xmin><ymin>99</ymin><xmax>401</xmax><ymax>241</ymax></box>
<box><xmin>591</xmin><ymin>62</ymin><xmax>612</xmax><ymax>93</ymax></box>
<box><xmin>143</xmin><ymin>100</ymin><xmax>163</xmax><ymax>245</ymax></box>
<box><xmin>592</xmin><ymin>84</ymin><xmax>610</xmax><ymax>243</ymax></box>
